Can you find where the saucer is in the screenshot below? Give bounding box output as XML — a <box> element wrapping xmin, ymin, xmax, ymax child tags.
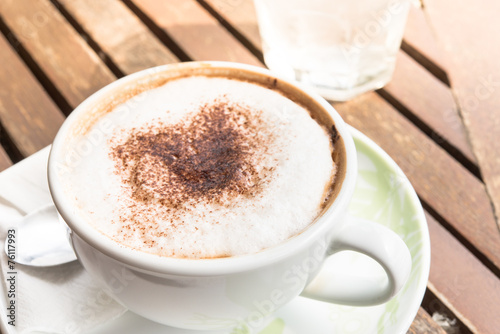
<box><xmin>89</xmin><ymin>127</ymin><xmax>430</xmax><ymax>334</ymax></box>
<box><xmin>0</xmin><ymin>127</ymin><xmax>430</xmax><ymax>334</ymax></box>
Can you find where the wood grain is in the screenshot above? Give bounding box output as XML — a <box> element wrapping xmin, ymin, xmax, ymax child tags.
<box><xmin>406</xmin><ymin>308</ymin><xmax>446</xmax><ymax>334</ymax></box>
<box><xmin>0</xmin><ymin>33</ymin><xmax>64</xmax><ymax>156</ymax></box>
<box><xmin>332</xmin><ymin>92</ymin><xmax>500</xmax><ymax>270</ymax></box>
<box><xmin>130</xmin><ymin>0</ymin><xmax>262</xmax><ymax>66</ymax></box>
<box><xmin>424</xmin><ymin>0</ymin><xmax>500</xmax><ymax>231</ymax></box>
<box><xmin>383</xmin><ymin>51</ymin><xmax>475</xmax><ymax>163</ymax></box>
<box><xmin>57</xmin><ymin>0</ymin><xmax>178</xmax><ymax>75</ymax></box>
<box><xmin>0</xmin><ymin>0</ymin><xmax>115</xmax><ymax>109</ymax></box>
<box><xmin>426</xmin><ymin>211</ymin><xmax>500</xmax><ymax>334</ymax></box>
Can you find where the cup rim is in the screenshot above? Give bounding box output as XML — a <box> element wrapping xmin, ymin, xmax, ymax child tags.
<box><xmin>48</xmin><ymin>61</ymin><xmax>357</xmax><ymax>276</ymax></box>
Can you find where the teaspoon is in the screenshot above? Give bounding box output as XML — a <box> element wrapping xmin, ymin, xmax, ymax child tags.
<box><xmin>4</xmin><ymin>204</ymin><xmax>77</xmax><ymax>267</ymax></box>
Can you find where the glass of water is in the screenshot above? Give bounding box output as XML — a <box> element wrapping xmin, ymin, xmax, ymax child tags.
<box><xmin>253</xmin><ymin>0</ymin><xmax>412</xmax><ymax>101</ymax></box>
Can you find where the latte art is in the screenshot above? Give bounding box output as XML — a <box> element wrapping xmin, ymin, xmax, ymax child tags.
<box><xmin>61</xmin><ymin>76</ymin><xmax>337</xmax><ymax>258</ymax></box>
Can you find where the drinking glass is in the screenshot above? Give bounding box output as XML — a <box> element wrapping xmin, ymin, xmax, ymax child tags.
<box><xmin>253</xmin><ymin>0</ymin><xmax>412</xmax><ymax>101</ymax></box>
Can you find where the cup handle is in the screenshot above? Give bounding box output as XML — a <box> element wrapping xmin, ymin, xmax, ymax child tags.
<box><xmin>301</xmin><ymin>215</ymin><xmax>412</xmax><ymax>306</ymax></box>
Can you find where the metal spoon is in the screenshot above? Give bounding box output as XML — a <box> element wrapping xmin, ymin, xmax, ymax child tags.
<box><xmin>4</xmin><ymin>204</ymin><xmax>77</xmax><ymax>267</ymax></box>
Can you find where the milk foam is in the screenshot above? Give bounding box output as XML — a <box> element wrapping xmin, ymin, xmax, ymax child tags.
<box><xmin>62</xmin><ymin>76</ymin><xmax>336</xmax><ymax>258</ymax></box>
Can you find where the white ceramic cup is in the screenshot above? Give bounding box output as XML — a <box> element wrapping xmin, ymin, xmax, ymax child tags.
<box><xmin>48</xmin><ymin>62</ymin><xmax>411</xmax><ymax>331</ymax></box>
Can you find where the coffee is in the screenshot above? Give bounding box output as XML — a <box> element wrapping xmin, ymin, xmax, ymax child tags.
<box><xmin>57</xmin><ymin>72</ymin><xmax>342</xmax><ymax>259</ymax></box>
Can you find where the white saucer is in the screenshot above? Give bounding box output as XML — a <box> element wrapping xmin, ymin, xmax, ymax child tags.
<box><xmin>0</xmin><ymin>127</ymin><xmax>430</xmax><ymax>334</ymax></box>
<box><xmin>89</xmin><ymin>127</ymin><xmax>431</xmax><ymax>334</ymax></box>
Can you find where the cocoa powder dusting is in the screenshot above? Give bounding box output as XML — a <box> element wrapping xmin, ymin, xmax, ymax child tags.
<box><xmin>109</xmin><ymin>97</ymin><xmax>275</xmax><ymax>238</ymax></box>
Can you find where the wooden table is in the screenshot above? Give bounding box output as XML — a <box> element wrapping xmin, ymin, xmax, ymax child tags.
<box><xmin>0</xmin><ymin>1</ymin><xmax>499</xmax><ymax>333</ymax></box>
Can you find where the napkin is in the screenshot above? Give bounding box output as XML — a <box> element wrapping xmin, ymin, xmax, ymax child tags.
<box><xmin>0</xmin><ymin>147</ymin><xmax>126</xmax><ymax>334</ymax></box>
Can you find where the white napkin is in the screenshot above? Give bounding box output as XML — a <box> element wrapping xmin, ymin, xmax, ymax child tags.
<box><xmin>0</xmin><ymin>147</ymin><xmax>126</xmax><ymax>334</ymax></box>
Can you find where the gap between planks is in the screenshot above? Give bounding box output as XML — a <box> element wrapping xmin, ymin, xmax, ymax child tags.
<box><xmin>0</xmin><ymin>146</ymin><xmax>12</xmax><ymax>172</ymax></box>
<box><xmin>401</xmin><ymin>5</ymin><xmax>450</xmax><ymax>86</ymax></box>
<box><xmin>422</xmin><ymin>198</ymin><xmax>500</xmax><ymax>279</ymax></box>
<box><xmin>406</xmin><ymin>307</ymin><xmax>447</xmax><ymax>334</ymax></box>
<box><xmin>0</xmin><ymin>121</ymin><xmax>22</xmax><ymax>164</ymax></box>
<box><xmin>195</xmin><ymin>0</ymin><xmax>264</xmax><ymax>63</ymax></box>
<box><xmin>421</xmin><ymin>289</ymin><xmax>474</xmax><ymax>334</ymax></box>
<box><xmin>122</xmin><ymin>0</ymin><xmax>195</xmax><ymax>62</ymax></box>
<box><xmin>376</xmin><ymin>88</ymin><xmax>480</xmax><ymax>178</ymax></box>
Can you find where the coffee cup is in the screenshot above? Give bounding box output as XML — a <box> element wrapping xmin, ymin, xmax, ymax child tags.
<box><xmin>48</xmin><ymin>61</ymin><xmax>411</xmax><ymax>330</ymax></box>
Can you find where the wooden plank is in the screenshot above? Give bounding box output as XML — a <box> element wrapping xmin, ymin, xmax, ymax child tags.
<box><xmin>203</xmin><ymin>0</ymin><xmax>261</xmax><ymax>48</ymax></box>
<box><xmin>332</xmin><ymin>92</ymin><xmax>500</xmax><ymax>271</ymax></box>
<box><xmin>130</xmin><ymin>0</ymin><xmax>262</xmax><ymax>66</ymax></box>
<box><xmin>406</xmin><ymin>308</ymin><xmax>446</xmax><ymax>334</ymax></box>
<box><xmin>426</xmin><ymin>211</ymin><xmax>500</xmax><ymax>334</ymax></box>
<box><xmin>0</xmin><ymin>0</ymin><xmax>115</xmax><ymax>109</ymax></box>
<box><xmin>202</xmin><ymin>0</ymin><xmax>475</xmax><ymax>166</ymax></box>
<box><xmin>424</xmin><ymin>0</ymin><xmax>500</xmax><ymax>231</ymax></box>
<box><xmin>0</xmin><ymin>145</ymin><xmax>12</xmax><ymax>173</ymax></box>
<box><xmin>402</xmin><ymin>5</ymin><xmax>448</xmax><ymax>77</ymax></box>
<box><xmin>383</xmin><ymin>51</ymin><xmax>475</xmax><ymax>163</ymax></box>
<box><xmin>57</xmin><ymin>0</ymin><xmax>178</xmax><ymax>75</ymax></box>
<box><xmin>0</xmin><ymin>33</ymin><xmax>65</xmax><ymax>156</ymax></box>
